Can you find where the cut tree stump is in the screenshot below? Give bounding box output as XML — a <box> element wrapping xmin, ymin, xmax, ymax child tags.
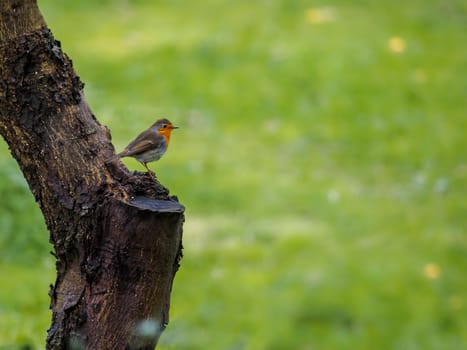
<box><xmin>0</xmin><ymin>1</ymin><xmax>184</xmax><ymax>349</ymax></box>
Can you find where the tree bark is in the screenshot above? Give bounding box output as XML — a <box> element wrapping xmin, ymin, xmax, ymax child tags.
<box><xmin>0</xmin><ymin>1</ymin><xmax>184</xmax><ymax>349</ymax></box>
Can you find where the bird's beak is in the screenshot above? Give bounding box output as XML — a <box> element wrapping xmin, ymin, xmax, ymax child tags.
<box><xmin>171</xmin><ymin>125</ymin><xmax>179</xmax><ymax>129</ymax></box>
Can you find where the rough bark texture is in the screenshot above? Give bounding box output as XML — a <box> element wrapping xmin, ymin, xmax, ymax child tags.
<box><xmin>0</xmin><ymin>1</ymin><xmax>184</xmax><ymax>349</ymax></box>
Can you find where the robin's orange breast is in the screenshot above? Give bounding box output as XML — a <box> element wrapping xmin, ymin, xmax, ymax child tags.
<box><xmin>159</xmin><ymin>129</ymin><xmax>174</xmax><ymax>147</ymax></box>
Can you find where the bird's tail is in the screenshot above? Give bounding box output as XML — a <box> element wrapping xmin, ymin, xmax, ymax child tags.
<box><xmin>104</xmin><ymin>153</ymin><xmax>122</xmax><ymax>163</ymax></box>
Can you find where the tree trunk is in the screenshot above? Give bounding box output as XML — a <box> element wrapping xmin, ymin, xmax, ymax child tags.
<box><xmin>0</xmin><ymin>1</ymin><xmax>184</xmax><ymax>349</ymax></box>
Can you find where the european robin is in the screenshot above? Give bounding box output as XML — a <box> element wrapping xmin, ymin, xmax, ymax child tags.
<box><xmin>117</xmin><ymin>118</ymin><xmax>178</xmax><ymax>177</ymax></box>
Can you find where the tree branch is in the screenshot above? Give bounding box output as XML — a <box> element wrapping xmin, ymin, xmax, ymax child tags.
<box><xmin>0</xmin><ymin>1</ymin><xmax>184</xmax><ymax>349</ymax></box>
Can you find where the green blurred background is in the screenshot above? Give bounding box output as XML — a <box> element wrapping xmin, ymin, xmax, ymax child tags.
<box><xmin>1</xmin><ymin>0</ymin><xmax>466</xmax><ymax>349</ymax></box>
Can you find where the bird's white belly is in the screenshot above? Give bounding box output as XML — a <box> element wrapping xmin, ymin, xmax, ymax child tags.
<box><xmin>135</xmin><ymin>147</ymin><xmax>165</xmax><ymax>163</ymax></box>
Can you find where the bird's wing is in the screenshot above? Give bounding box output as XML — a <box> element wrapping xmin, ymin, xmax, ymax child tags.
<box><xmin>118</xmin><ymin>129</ymin><xmax>165</xmax><ymax>158</ymax></box>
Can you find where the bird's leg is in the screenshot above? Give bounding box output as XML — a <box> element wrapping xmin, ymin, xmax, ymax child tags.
<box><xmin>142</xmin><ymin>162</ymin><xmax>156</xmax><ymax>180</ymax></box>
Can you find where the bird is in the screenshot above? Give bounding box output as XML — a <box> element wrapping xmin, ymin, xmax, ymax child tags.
<box><xmin>117</xmin><ymin>118</ymin><xmax>178</xmax><ymax>177</ymax></box>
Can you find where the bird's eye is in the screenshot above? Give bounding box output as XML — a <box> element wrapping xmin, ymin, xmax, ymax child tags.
<box><xmin>162</xmin><ymin>124</ymin><xmax>167</xmax><ymax>128</ymax></box>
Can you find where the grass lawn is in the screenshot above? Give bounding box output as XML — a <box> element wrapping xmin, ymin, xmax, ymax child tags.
<box><xmin>1</xmin><ymin>0</ymin><xmax>466</xmax><ymax>349</ymax></box>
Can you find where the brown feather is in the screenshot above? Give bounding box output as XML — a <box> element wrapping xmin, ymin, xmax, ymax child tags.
<box><xmin>118</xmin><ymin>128</ymin><xmax>165</xmax><ymax>158</ymax></box>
